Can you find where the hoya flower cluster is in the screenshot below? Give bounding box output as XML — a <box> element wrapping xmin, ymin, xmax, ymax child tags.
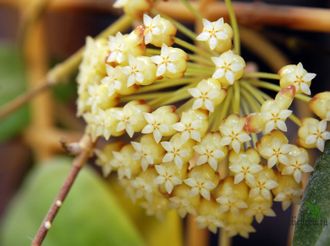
<box><xmin>77</xmin><ymin>2</ymin><xmax>330</xmax><ymax>238</ymax></box>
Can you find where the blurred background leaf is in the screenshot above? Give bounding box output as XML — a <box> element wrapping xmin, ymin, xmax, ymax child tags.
<box><xmin>0</xmin><ymin>43</ymin><xmax>29</xmax><ymax>142</ymax></box>
<box><xmin>293</xmin><ymin>141</ymin><xmax>330</xmax><ymax>246</ymax></box>
<box><xmin>0</xmin><ymin>157</ymin><xmax>144</xmax><ymax>246</ymax></box>
<box><xmin>110</xmin><ymin>179</ymin><xmax>183</xmax><ymax>246</ymax></box>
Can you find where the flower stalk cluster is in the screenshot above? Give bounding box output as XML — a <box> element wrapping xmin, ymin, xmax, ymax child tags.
<box><xmin>76</xmin><ymin>0</ymin><xmax>330</xmax><ymax>238</ymax></box>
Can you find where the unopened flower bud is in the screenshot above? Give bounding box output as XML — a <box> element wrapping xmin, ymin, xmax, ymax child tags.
<box><xmin>309</xmin><ymin>91</ymin><xmax>330</xmax><ymax>121</ymax></box>
<box><xmin>143</xmin><ymin>14</ymin><xmax>176</xmax><ymax>47</ymax></box>
<box><xmin>114</xmin><ymin>0</ymin><xmax>153</xmax><ymax>18</ymax></box>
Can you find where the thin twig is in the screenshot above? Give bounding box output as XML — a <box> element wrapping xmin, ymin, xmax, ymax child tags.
<box><xmin>186</xmin><ymin>215</ymin><xmax>209</xmax><ymax>246</ymax></box>
<box><xmin>155</xmin><ymin>1</ymin><xmax>330</xmax><ymax>32</ymax></box>
<box><xmin>2</xmin><ymin>0</ymin><xmax>330</xmax><ymax>32</ymax></box>
<box><xmin>0</xmin><ymin>15</ymin><xmax>132</xmax><ymax>120</ymax></box>
<box><xmin>219</xmin><ymin>229</ymin><xmax>231</xmax><ymax>246</ymax></box>
<box><xmin>31</xmin><ymin>134</ymin><xmax>94</xmax><ymax>246</ymax></box>
<box><xmin>0</xmin><ymin>82</ymin><xmax>51</xmax><ymax>119</ymax></box>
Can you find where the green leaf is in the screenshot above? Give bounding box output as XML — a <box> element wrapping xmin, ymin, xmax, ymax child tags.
<box><xmin>52</xmin><ymin>79</ymin><xmax>77</xmax><ymax>103</ymax></box>
<box><xmin>0</xmin><ymin>157</ymin><xmax>144</xmax><ymax>246</ymax></box>
<box><xmin>293</xmin><ymin>141</ymin><xmax>330</xmax><ymax>246</ymax></box>
<box><xmin>0</xmin><ymin>44</ymin><xmax>29</xmax><ymax>142</ymax></box>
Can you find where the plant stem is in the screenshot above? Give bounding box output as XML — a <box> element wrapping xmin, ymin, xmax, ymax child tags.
<box><xmin>31</xmin><ymin>134</ymin><xmax>94</xmax><ymax>246</ymax></box>
<box><xmin>219</xmin><ymin>229</ymin><xmax>231</xmax><ymax>246</ymax></box>
<box><xmin>155</xmin><ymin>11</ymin><xmax>197</xmax><ymax>40</ymax></box>
<box><xmin>0</xmin><ymin>82</ymin><xmax>51</xmax><ymax>120</ymax></box>
<box><xmin>245</xmin><ymin>83</ymin><xmax>303</xmax><ymax>127</ymax></box>
<box><xmin>249</xmin><ymin>80</ymin><xmax>312</xmax><ymax>102</ymax></box>
<box><xmin>240</xmin><ymin>87</ymin><xmax>260</xmax><ymax>112</ymax></box>
<box><xmin>155</xmin><ymin>1</ymin><xmax>330</xmax><ymax>33</ymax></box>
<box><xmin>188</xmin><ymin>54</ymin><xmax>213</xmax><ymax>66</ymax></box>
<box><xmin>121</xmin><ymin>92</ymin><xmax>169</xmax><ymax>102</ymax></box>
<box><xmin>241</xmin><ymin>82</ymin><xmax>265</xmax><ymax>105</ymax></box>
<box><xmin>244</xmin><ymin>72</ymin><xmax>280</xmax><ymax>80</ymax></box>
<box><xmin>241</xmin><ymin>96</ymin><xmax>252</xmax><ymax>148</ymax></box>
<box><xmin>137</xmin><ymin>77</ymin><xmax>202</xmax><ymax>93</ymax></box>
<box><xmin>232</xmin><ymin>81</ymin><xmax>240</xmax><ymax>114</ymax></box>
<box><xmin>179</xmin><ymin>0</ymin><xmax>203</xmax><ymax>22</ymax></box>
<box><xmin>148</xmin><ymin>82</ymin><xmax>197</xmax><ymax>107</ymax></box>
<box><xmin>0</xmin><ymin>15</ymin><xmax>132</xmax><ymax>120</ymax></box>
<box><xmin>174</xmin><ymin>37</ymin><xmax>211</xmax><ymax>58</ymax></box>
<box><xmin>288</xmin><ymin>114</ymin><xmax>302</xmax><ymax>127</ymax></box>
<box><xmin>225</xmin><ymin>0</ymin><xmax>240</xmax><ymax>54</ymax></box>
<box><xmin>211</xmin><ymin>87</ymin><xmax>233</xmax><ymax>131</ymax></box>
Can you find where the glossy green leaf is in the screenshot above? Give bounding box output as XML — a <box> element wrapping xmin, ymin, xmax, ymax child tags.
<box><xmin>0</xmin><ymin>44</ymin><xmax>29</xmax><ymax>141</ymax></box>
<box><xmin>293</xmin><ymin>141</ymin><xmax>330</xmax><ymax>246</ymax></box>
<box><xmin>0</xmin><ymin>157</ymin><xmax>144</xmax><ymax>246</ymax></box>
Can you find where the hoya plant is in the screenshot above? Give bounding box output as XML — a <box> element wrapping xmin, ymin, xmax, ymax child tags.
<box><xmin>0</xmin><ymin>0</ymin><xmax>329</xmax><ymax>246</ymax></box>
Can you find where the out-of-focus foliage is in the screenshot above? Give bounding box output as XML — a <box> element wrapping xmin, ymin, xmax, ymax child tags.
<box><xmin>0</xmin><ymin>44</ymin><xmax>29</xmax><ymax>142</ymax></box>
<box><xmin>293</xmin><ymin>141</ymin><xmax>330</xmax><ymax>246</ymax></box>
<box><xmin>0</xmin><ymin>157</ymin><xmax>144</xmax><ymax>246</ymax></box>
<box><xmin>110</xmin><ymin>179</ymin><xmax>183</xmax><ymax>246</ymax></box>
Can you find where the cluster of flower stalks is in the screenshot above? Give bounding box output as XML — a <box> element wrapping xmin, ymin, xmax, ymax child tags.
<box><xmin>76</xmin><ymin>0</ymin><xmax>330</xmax><ymax>238</ymax></box>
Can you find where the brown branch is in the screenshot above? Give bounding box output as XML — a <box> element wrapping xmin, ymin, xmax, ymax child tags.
<box><xmin>186</xmin><ymin>215</ymin><xmax>209</xmax><ymax>246</ymax></box>
<box><xmin>1</xmin><ymin>1</ymin><xmax>330</xmax><ymax>32</ymax></box>
<box><xmin>155</xmin><ymin>1</ymin><xmax>330</xmax><ymax>33</ymax></box>
<box><xmin>0</xmin><ymin>82</ymin><xmax>50</xmax><ymax>119</ymax></box>
<box><xmin>24</xmin><ymin>127</ymin><xmax>82</xmax><ymax>153</ymax></box>
<box><xmin>31</xmin><ymin>134</ymin><xmax>94</xmax><ymax>246</ymax></box>
<box><xmin>0</xmin><ymin>15</ymin><xmax>132</xmax><ymax>121</ymax></box>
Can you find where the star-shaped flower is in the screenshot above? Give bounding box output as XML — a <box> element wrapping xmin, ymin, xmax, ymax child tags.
<box><xmin>95</xmin><ymin>143</ymin><xmax>121</xmax><ymax>177</ymax></box>
<box><xmin>115</xmin><ymin>109</ymin><xmax>135</xmax><ymax>138</ymax></box>
<box><xmin>301</xmin><ymin>119</ymin><xmax>330</xmax><ymax>152</ymax></box>
<box><xmin>143</xmin><ymin>14</ymin><xmax>176</xmax><ymax>47</ymax></box>
<box><xmin>188</xmin><ymin>79</ymin><xmax>225</xmax><ymax>112</ymax></box>
<box><xmin>107</xmin><ymin>32</ymin><xmax>126</xmax><ymax>64</ymax></box>
<box><xmin>248</xmin><ymin>169</ymin><xmax>278</xmax><ymax>199</ymax></box>
<box><xmin>123</xmin><ymin>56</ymin><xmax>146</xmax><ymax>87</ymax></box>
<box><xmin>274</xmin><ymin>188</ymin><xmax>302</xmax><ymax>211</ymax></box>
<box><xmin>212</xmin><ymin>50</ymin><xmax>245</xmax><ymax>86</ymax></box>
<box><xmin>257</xmin><ymin>131</ymin><xmax>293</xmax><ymax>168</ymax></box>
<box><xmin>142</xmin><ymin>106</ymin><xmax>179</xmax><ymax>143</ymax></box>
<box><xmin>280</xmin><ymin>62</ymin><xmax>316</xmax><ymax>95</ymax></box>
<box><xmin>130</xmin><ymin>176</ymin><xmax>154</xmax><ymax>202</ymax></box>
<box><xmin>123</xmin><ymin>56</ymin><xmax>157</xmax><ymax>87</ymax></box>
<box><xmin>173</xmin><ymin>110</ymin><xmax>208</xmax><ymax>142</ymax></box>
<box><xmin>115</xmin><ymin>101</ymin><xmax>149</xmax><ymax>138</ymax></box>
<box><xmin>216</xmin><ymin>196</ymin><xmax>248</xmax><ymax>214</ymax></box>
<box><xmin>261</xmin><ymin>100</ymin><xmax>292</xmax><ymax>134</ymax></box>
<box><xmin>226</xmin><ymin>214</ymin><xmax>256</xmax><ymax>238</ymax></box>
<box><xmin>143</xmin><ymin>14</ymin><xmax>162</xmax><ymax>44</ymax></box>
<box><xmin>169</xmin><ymin>196</ymin><xmax>196</xmax><ymax>218</ymax></box>
<box><xmin>173</xmin><ymin>120</ymin><xmax>201</xmax><ymax>142</ymax></box>
<box><xmin>281</xmin><ymin>147</ymin><xmax>314</xmax><ymax>183</ymax></box>
<box><xmin>161</xmin><ymin>140</ymin><xmax>189</xmax><ymax>168</ymax></box>
<box><xmin>229</xmin><ymin>149</ymin><xmax>263</xmax><ymax>184</ymax></box>
<box><xmin>111</xmin><ymin>145</ymin><xmax>140</xmax><ymax>180</ymax></box>
<box><xmin>249</xmin><ymin>179</ymin><xmax>278</xmax><ymax>200</ymax></box>
<box><xmin>131</xmin><ymin>141</ymin><xmax>155</xmax><ymax>171</ymax></box>
<box><xmin>245</xmin><ymin>199</ymin><xmax>276</xmax><ymax>223</ymax></box>
<box><xmin>184</xmin><ymin>175</ymin><xmax>217</xmax><ymax>200</ymax></box>
<box><xmin>196</xmin><ymin>18</ymin><xmax>232</xmax><ymax>50</ymax></box>
<box><xmin>194</xmin><ymin>133</ymin><xmax>227</xmax><ymax>171</ymax></box>
<box><xmin>101</xmin><ymin>65</ymin><xmax>124</xmax><ymax>92</ymax></box>
<box><xmin>196</xmin><ymin>215</ymin><xmax>223</xmax><ymax>233</ymax></box>
<box><xmin>154</xmin><ymin>164</ymin><xmax>182</xmax><ymax>193</ymax></box>
<box><xmin>219</xmin><ymin>114</ymin><xmax>251</xmax><ymax>153</ymax></box>
<box><xmin>151</xmin><ymin>44</ymin><xmax>187</xmax><ymax>78</ymax></box>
